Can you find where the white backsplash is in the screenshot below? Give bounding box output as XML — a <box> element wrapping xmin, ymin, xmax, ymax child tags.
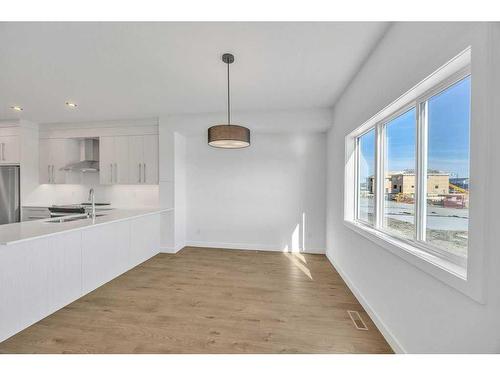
<box><xmin>24</xmin><ymin>183</ymin><xmax>159</xmax><ymax>208</ymax></box>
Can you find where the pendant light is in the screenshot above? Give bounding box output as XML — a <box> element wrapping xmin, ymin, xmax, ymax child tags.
<box><xmin>208</xmin><ymin>53</ymin><xmax>251</xmax><ymax>148</ymax></box>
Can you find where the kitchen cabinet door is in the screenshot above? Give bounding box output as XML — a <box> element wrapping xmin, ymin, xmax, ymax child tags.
<box><xmin>129</xmin><ymin>214</ymin><xmax>160</xmax><ymax>267</ymax></box>
<box><xmin>39</xmin><ymin>138</ymin><xmax>80</xmax><ymax>184</ymax></box>
<box><xmin>49</xmin><ymin>139</ymin><xmax>66</xmax><ymax>184</ymax></box>
<box><xmin>128</xmin><ymin>135</ymin><xmax>143</xmax><ymax>184</ymax></box>
<box><xmin>127</xmin><ymin>135</ymin><xmax>158</xmax><ymax>185</ymax></box>
<box><xmin>99</xmin><ymin>136</ymin><xmax>115</xmax><ymax>185</ymax></box>
<box><xmin>0</xmin><ymin>136</ymin><xmax>20</xmax><ymax>164</ymax></box>
<box><xmin>52</xmin><ymin>138</ymin><xmax>80</xmax><ymax>184</ymax></box>
<box><xmin>143</xmin><ymin>135</ymin><xmax>159</xmax><ymax>184</ymax></box>
<box><xmin>81</xmin><ymin>221</ymin><xmax>130</xmax><ymax>295</ymax></box>
<box><xmin>0</xmin><ymin>239</ymin><xmax>50</xmax><ymax>342</ymax></box>
<box><xmin>46</xmin><ymin>231</ymin><xmax>83</xmax><ymax>314</ymax></box>
<box><xmin>39</xmin><ymin>139</ymin><xmax>51</xmax><ymax>183</ymax></box>
<box><xmin>114</xmin><ymin>136</ymin><xmax>130</xmax><ymax>184</ymax></box>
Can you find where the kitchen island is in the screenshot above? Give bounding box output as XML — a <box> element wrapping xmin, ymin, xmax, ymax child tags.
<box><xmin>0</xmin><ymin>208</ymin><xmax>171</xmax><ymax>342</ymax></box>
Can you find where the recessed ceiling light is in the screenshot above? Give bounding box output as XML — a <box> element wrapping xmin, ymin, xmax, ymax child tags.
<box><xmin>10</xmin><ymin>105</ymin><xmax>23</xmax><ymax>112</ymax></box>
<box><xmin>65</xmin><ymin>101</ymin><xmax>78</xmax><ymax>108</ymax></box>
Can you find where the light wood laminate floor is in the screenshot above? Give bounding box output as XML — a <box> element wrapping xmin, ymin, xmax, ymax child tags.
<box><xmin>0</xmin><ymin>247</ymin><xmax>392</xmax><ymax>353</ymax></box>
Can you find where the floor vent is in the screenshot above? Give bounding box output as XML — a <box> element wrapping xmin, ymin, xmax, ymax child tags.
<box><xmin>347</xmin><ymin>310</ymin><xmax>368</xmax><ymax>330</ymax></box>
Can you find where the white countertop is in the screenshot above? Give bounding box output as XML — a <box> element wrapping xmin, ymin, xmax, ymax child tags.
<box><xmin>0</xmin><ymin>208</ymin><xmax>172</xmax><ymax>246</ymax></box>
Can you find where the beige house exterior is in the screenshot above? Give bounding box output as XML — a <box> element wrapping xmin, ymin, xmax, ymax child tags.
<box><xmin>369</xmin><ymin>172</ymin><xmax>449</xmax><ymax>196</ymax></box>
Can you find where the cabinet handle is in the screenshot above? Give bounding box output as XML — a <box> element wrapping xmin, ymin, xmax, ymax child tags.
<box><xmin>143</xmin><ymin>163</ymin><xmax>146</xmax><ymax>183</ymax></box>
<box><xmin>110</xmin><ymin>163</ymin><xmax>113</xmax><ymax>184</ymax></box>
<box><xmin>139</xmin><ymin>163</ymin><xmax>142</xmax><ymax>183</ymax></box>
<box><xmin>52</xmin><ymin>165</ymin><xmax>55</xmax><ymax>183</ymax></box>
<box><xmin>114</xmin><ymin>163</ymin><xmax>118</xmax><ymax>183</ymax></box>
<box><xmin>1</xmin><ymin>143</ymin><xmax>4</xmax><ymax>161</ymax></box>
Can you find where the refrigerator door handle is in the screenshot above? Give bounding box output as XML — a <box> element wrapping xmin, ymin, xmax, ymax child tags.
<box><xmin>14</xmin><ymin>167</ymin><xmax>20</xmax><ymax>220</ymax></box>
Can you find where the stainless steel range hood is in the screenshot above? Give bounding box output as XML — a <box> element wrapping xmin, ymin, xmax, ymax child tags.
<box><xmin>61</xmin><ymin>138</ymin><xmax>99</xmax><ymax>172</ymax></box>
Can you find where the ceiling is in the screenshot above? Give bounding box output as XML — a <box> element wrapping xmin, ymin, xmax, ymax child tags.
<box><xmin>0</xmin><ymin>22</ymin><xmax>389</xmax><ymax>124</ymax></box>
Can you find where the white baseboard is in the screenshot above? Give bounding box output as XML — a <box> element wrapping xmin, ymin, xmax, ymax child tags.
<box><xmin>159</xmin><ymin>243</ymin><xmax>184</xmax><ymax>254</ymax></box>
<box><xmin>325</xmin><ymin>251</ymin><xmax>406</xmax><ymax>354</ymax></box>
<box><xmin>185</xmin><ymin>241</ymin><xmax>325</xmax><ymax>254</ymax></box>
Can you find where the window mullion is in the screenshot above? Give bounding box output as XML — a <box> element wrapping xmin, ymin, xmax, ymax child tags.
<box><xmin>375</xmin><ymin>123</ymin><xmax>385</xmax><ymax>229</ymax></box>
<box><xmin>416</xmin><ymin>100</ymin><xmax>428</xmax><ymax>241</ymax></box>
<box><xmin>355</xmin><ymin>137</ymin><xmax>360</xmax><ymax>221</ymax></box>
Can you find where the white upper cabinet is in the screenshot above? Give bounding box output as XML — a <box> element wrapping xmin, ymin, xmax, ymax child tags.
<box><xmin>40</xmin><ymin>133</ymin><xmax>159</xmax><ymax>186</ymax></box>
<box><xmin>99</xmin><ymin>136</ymin><xmax>130</xmax><ymax>185</ymax></box>
<box><xmin>98</xmin><ymin>136</ymin><xmax>114</xmax><ymax>184</ymax></box>
<box><xmin>114</xmin><ymin>137</ymin><xmax>130</xmax><ymax>184</ymax></box>
<box><xmin>143</xmin><ymin>135</ymin><xmax>159</xmax><ymax>184</ymax></box>
<box><xmin>39</xmin><ymin>138</ymin><xmax>80</xmax><ymax>184</ymax></box>
<box><xmin>0</xmin><ymin>136</ymin><xmax>20</xmax><ymax>164</ymax></box>
<box><xmin>38</xmin><ymin>140</ymin><xmax>51</xmax><ymax>183</ymax></box>
<box><xmin>128</xmin><ymin>136</ymin><xmax>143</xmax><ymax>184</ymax></box>
<box><xmin>128</xmin><ymin>135</ymin><xmax>159</xmax><ymax>185</ymax></box>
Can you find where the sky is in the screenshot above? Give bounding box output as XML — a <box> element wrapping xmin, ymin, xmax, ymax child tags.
<box><xmin>360</xmin><ymin>76</ymin><xmax>471</xmax><ymax>179</ymax></box>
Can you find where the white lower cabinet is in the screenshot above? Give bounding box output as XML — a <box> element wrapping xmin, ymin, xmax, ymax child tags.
<box><xmin>47</xmin><ymin>231</ymin><xmax>83</xmax><ymax>314</ymax></box>
<box><xmin>0</xmin><ymin>213</ymin><xmax>161</xmax><ymax>343</ymax></box>
<box><xmin>81</xmin><ymin>220</ymin><xmax>131</xmax><ymax>294</ymax></box>
<box><xmin>0</xmin><ymin>239</ymin><xmax>50</xmax><ymax>343</ymax></box>
<box><xmin>130</xmin><ymin>214</ymin><xmax>160</xmax><ymax>267</ymax></box>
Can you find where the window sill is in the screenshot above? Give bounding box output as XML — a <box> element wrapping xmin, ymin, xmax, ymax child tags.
<box><xmin>343</xmin><ymin>219</ymin><xmax>483</xmax><ymax>302</ymax></box>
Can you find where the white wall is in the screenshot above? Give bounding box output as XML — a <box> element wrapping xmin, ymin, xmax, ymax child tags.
<box><xmin>326</xmin><ymin>22</ymin><xmax>500</xmax><ymax>353</ymax></box>
<box><xmin>160</xmin><ymin>109</ymin><xmax>331</xmax><ymax>253</ymax></box>
<box><xmin>185</xmin><ymin>132</ymin><xmax>326</xmax><ymax>253</ymax></box>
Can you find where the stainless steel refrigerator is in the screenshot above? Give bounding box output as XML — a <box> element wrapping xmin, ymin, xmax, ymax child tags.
<box><xmin>0</xmin><ymin>166</ymin><xmax>20</xmax><ymax>224</ymax></box>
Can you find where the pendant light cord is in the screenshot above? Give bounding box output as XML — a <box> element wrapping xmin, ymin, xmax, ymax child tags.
<box><xmin>227</xmin><ymin>61</ymin><xmax>231</xmax><ymax>125</ymax></box>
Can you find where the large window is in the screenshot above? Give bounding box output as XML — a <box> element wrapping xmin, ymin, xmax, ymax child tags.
<box><xmin>353</xmin><ymin>73</ymin><xmax>471</xmax><ymax>267</ymax></box>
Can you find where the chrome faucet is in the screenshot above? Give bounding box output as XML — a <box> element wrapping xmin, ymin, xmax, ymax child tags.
<box><xmin>88</xmin><ymin>188</ymin><xmax>96</xmax><ymax>219</ymax></box>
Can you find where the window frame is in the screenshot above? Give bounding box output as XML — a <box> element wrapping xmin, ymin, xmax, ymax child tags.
<box><xmin>377</xmin><ymin>103</ymin><xmax>417</xmax><ymax>242</ymax></box>
<box><xmin>355</xmin><ymin>127</ymin><xmax>376</xmax><ymax>227</ymax></box>
<box><xmin>344</xmin><ymin>48</ymin><xmax>482</xmax><ymax>301</ymax></box>
<box><xmin>354</xmin><ymin>68</ymin><xmax>470</xmax><ymax>268</ymax></box>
